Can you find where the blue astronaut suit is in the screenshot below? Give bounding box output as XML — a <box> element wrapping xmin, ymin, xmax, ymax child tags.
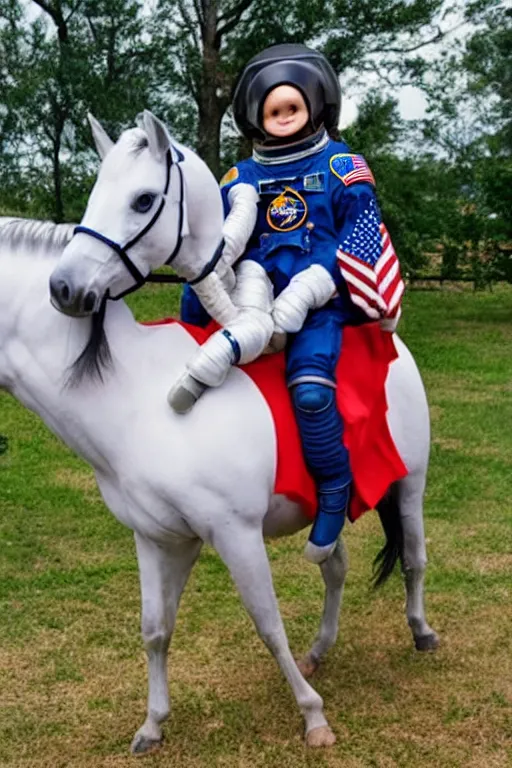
<box><xmin>181</xmin><ymin>130</ymin><xmax>385</xmax><ymax>547</ymax></box>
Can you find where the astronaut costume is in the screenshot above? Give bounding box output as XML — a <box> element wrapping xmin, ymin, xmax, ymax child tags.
<box><xmin>179</xmin><ymin>44</ymin><xmax>404</xmax><ymax>562</ymax></box>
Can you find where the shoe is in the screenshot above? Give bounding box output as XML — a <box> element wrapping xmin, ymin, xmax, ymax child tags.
<box><xmin>304</xmin><ymin>482</ymin><xmax>350</xmax><ymax>564</ymax></box>
<box><xmin>168</xmin><ymin>373</ymin><xmax>207</xmax><ymax>414</ymax></box>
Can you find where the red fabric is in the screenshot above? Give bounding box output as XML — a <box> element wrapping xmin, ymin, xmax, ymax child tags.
<box><xmin>144</xmin><ymin>318</ymin><xmax>407</xmax><ymax>522</ymax></box>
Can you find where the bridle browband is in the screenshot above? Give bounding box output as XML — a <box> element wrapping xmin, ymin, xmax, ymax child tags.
<box><xmin>73</xmin><ymin>145</ymin><xmax>223</xmax><ymax>300</ymax></box>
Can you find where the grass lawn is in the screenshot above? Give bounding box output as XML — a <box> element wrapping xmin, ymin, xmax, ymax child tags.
<box><xmin>0</xmin><ymin>284</ymin><xmax>511</xmax><ymax>767</ymax></box>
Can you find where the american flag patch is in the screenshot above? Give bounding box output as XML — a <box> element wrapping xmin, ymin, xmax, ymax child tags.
<box><xmin>330</xmin><ymin>153</ymin><xmax>376</xmax><ymax>188</ymax></box>
<box><xmin>336</xmin><ymin>200</ymin><xmax>404</xmax><ymax>319</ymax></box>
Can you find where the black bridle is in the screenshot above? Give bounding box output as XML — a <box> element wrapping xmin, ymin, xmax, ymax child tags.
<box><xmin>73</xmin><ymin>146</ymin><xmax>224</xmax><ymax>300</ymax></box>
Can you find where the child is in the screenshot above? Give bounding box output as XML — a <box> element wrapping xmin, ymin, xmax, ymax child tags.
<box><xmin>178</xmin><ymin>43</ymin><xmax>404</xmax><ymax>563</ymax></box>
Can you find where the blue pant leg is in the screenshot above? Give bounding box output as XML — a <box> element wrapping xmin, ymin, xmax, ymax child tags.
<box><xmin>180</xmin><ymin>284</ymin><xmax>212</xmax><ymax>328</ymax></box>
<box><xmin>286</xmin><ymin>307</ymin><xmax>351</xmax><ymax>551</ymax></box>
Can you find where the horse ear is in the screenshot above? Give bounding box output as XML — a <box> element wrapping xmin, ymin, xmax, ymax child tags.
<box><xmin>87</xmin><ymin>113</ymin><xmax>114</xmax><ymax>159</ymax></box>
<box><xmin>142</xmin><ymin>110</ymin><xmax>171</xmax><ymax>161</ymax></box>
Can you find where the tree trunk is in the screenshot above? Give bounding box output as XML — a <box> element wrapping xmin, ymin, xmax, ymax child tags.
<box><xmin>197</xmin><ymin>88</ymin><xmax>223</xmax><ymax>179</ymax></box>
<box><xmin>196</xmin><ymin>0</ymin><xmax>224</xmax><ymax>178</ymax></box>
<box><xmin>52</xmin><ymin>130</ymin><xmax>64</xmax><ymax>223</ymax></box>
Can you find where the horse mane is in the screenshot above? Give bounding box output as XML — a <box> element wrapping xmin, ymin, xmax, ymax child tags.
<box><xmin>0</xmin><ymin>217</ymin><xmax>75</xmax><ymax>256</ymax></box>
<box><xmin>0</xmin><ymin>217</ymin><xmax>113</xmax><ymax>386</ymax></box>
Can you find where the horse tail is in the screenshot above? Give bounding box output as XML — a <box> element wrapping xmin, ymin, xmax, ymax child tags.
<box><xmin>373</xmin><ymin>486</ymin><xmax>403</xmax><ymax>588</ymax></box>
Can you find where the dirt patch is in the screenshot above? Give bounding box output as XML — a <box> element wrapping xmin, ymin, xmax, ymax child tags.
<box><xmin>474</xmin><ymin>553</ymin><xmax>512</xmax><ymax>574</ymax></box>
<box><xmin>53</xmin><ymin>467</ymin><xmax>98</xmax><ymax>493</ymax></box>
<box><xmin>433</xmin><ymin>437</ymin><xmax>464</xmax><ymax>451</ymax></box>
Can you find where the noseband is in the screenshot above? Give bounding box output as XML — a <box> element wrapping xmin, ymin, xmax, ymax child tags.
<box><xmin>73</xmin><ymin>146</ymin><xmax>193</xmax><ymax>300</ymax></box>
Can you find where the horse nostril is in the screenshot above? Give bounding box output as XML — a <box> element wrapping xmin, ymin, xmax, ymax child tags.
<box><xmin>50</xmin><ymin>276</ymin><xmax>72</xmax><ymax>306</ymax></box>
<box><xmin>83</xmin><ymin>291</ymin><xmax>96</xmax><ymax>313</ymax></box>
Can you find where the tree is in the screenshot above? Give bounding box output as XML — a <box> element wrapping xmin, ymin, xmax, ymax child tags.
<box><xmin>152</xmin><ymin>0</ymin><xmax>460</xmax><ymax>178</ymax></box>
<box><xmin>421</xmin><ymin>2</ymin><xmax>512</xmax><ymax>283</ymax></box>
<box><xmin>342</xmin><ymin>93</ymin><xmax>461</xmax><ymax>274</ymax></box>
<box><xmin>0</xmin><ymin>0</ymin><xmax>164</xmax><ymax>221</ymax></box>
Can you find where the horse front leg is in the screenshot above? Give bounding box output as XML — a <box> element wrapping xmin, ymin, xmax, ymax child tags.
<box><xmin>213</xmin><ymin>523</ymin><xmax>336</xmax><ymax>747</ymax></box>
<box><xmin>131</xmin><ymin>533</ymin><xmax>202</xmax><ymax>755</ymax></box>
<box><xmin>297</xmin><ymin>537</ymin><xmax>349</xmax><ymax>678</ymax></box>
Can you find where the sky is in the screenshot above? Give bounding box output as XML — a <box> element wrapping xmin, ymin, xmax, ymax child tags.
<box><xmin>341</xmin><ymin>86</ymin><xmax>428</xmax><ymax>128</ymax></box>
<box><xmin>339</xmin><ymin>2</ymin><xmax>475</xmax><ymax>128</ymax></box>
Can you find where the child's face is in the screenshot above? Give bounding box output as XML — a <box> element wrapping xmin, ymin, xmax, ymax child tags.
<box><xmin>262</xmin><ymin>85</ymin><xmax>309</xmax><ymax>139</ymax></box>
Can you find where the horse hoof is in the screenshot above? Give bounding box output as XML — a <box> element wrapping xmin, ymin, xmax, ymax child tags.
<box><xmin>297</xmin><ymin>655</ymin><xmax>319</xmax><ymax>679</ymax></box>
<box><xmin>306</xmin><ymin>725</ymin><xmax>336</xmax><ymax>747</ymax></box>
<box><xmin>415</xmin><ymin>631</ymin><xmax>440</xmax><ymax>651</ymax></box>
<box><xmin>130</xmin><ymin>733</ymin><xmax>163</xmax><ymax>756</ymax></box>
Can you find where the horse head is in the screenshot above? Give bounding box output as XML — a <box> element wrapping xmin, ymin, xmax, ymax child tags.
<box><xmin>49</xmin><ymin>110</ymin><xmax>191</xmax><ymax>317</ymax></box>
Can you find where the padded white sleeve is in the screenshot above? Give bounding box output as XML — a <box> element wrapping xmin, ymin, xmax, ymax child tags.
<box><xmin>229</xmin><ymin>260</ymin><xmax>274</xmax><ymax>364</ymax></box>
<box><xmin>272</xmin><ymin>264</ymin><xmax>337</xmax><ymax>333</ymax></box>
<box><xmin>185</xmin><ymin>261</ymin><xmax>274</xmax><ymax>387</ymax></box>
<box><xmin>231</xmin><ymin>259</ymin><xmax>273</xmax><ymax>311</ymax></box>
<box><xmin>221</xmin><ymin>183</ymin><xmax>260</xmax><ymax>266</ymax></box>
<box><xmin>191</xmin><ymin>272</ymin><xmax>238</xmax><ymax>326</ymax></box>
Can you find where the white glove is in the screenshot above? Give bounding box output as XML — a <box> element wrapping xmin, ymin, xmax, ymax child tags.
<box><xmin>272</xmin><ymin>264</ymin><xmax>337</xmax><ymax>334</ymax></box>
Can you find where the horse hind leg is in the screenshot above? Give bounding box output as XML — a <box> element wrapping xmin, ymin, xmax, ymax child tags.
<box><xmin>297</xmin><ymin>537</ymin><xmax>348</xmax><ymax>679</ymax></box>
<box><xmin>131</xmin><ymin>533</ymin><xmax>202</xmax><ymax>755</ymax></box>
<box><xmin>376</xmin><ymin>480</ymin><xmax>439</xmax><ymax>651</ymax></box>
<box><xmin>213</xmin><ymin>523</ymin><xmax>336</xmax><ymax>747</ymax></box>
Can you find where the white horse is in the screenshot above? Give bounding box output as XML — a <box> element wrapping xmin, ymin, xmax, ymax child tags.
<box><xmin>0</xmin><ymin>117</ymin><xmax>437</xmax><ymax>753</ymax></box>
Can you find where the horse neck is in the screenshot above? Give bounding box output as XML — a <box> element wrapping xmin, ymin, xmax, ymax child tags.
<box><xmin>170</xmin><ymin>144</ymin><xmax>224</xmax><ymax>281</ymax></box>
<box><xmin>0</xmin><ymin>249</ymin><xmax>186</xmax><ymax>464</ymax></box>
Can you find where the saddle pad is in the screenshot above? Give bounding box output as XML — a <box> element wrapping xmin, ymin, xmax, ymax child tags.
<box><xmin>144</xmin><ymin>319</ymin><xmax>407</xmax><ymax>522</ymax></box>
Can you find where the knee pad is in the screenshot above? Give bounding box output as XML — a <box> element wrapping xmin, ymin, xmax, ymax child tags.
<box><xmin>291</xmin><ymin>382</ymin><xmax>335</xmax><ymax>414</ymax></box>
<box><xmin>290</xmin><ymin>381</ymin><xmax>350</xmax><ymax>485</ymax></box>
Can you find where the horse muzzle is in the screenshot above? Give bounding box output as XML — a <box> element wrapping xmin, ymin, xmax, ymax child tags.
<box><xmin>49</xmin><ymin>274</ymin><xmax>100</xmax><ymax>317</ymax></box>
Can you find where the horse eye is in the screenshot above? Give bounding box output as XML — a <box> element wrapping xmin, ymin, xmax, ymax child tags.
<box><xmin>133</xmin><ymin>193</ymin><xmax>156</xmax><ymax>213</ymax></box>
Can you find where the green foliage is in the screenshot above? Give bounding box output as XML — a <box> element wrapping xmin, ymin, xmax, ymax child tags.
<box><xmin>0</xmin><ymin>0</ymin><xmax>510</xmax><ymax>282</ymax></box>
<box><xmin>420</xmin><ymin>3</ymin><xmax>512</xmax><ymax>284</ymax></box>
<box><xmin>0</xmin><ymin>0</ymin><xmax>164</xmax><ymax>221</ymax></box>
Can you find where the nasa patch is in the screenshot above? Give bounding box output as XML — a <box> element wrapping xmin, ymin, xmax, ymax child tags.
<box><xmin>266</xmin><ymin>187</ymin><xmax>308</xmax><ymax>232</ymax></box>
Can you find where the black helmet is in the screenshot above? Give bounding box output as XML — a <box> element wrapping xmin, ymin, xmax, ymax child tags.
<box><xmin>232</xmin><ymin>43</ymin><xmax>341</xmax><ymax>141</ymax></box>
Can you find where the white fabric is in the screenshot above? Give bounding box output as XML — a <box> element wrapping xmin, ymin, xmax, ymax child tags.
<box><xmin>380</xmin><ymin>305</ymin><xmax>402</xmax><ymax>333</ymax></box>
<box><xmin>222</xmin><ymin>183</ymin><xmax>260</xmax><ymax>267</ymax></box>
<box><xmin>272</xmin><ymin>264</ymin><xmax>337</xmax><ymax>333</ymax></box>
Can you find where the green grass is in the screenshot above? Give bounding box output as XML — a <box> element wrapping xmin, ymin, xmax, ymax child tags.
<box><xmin>0</xmin><ymin>284</ymin><xmax>511</xmax><ymax>767</ymax></box>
